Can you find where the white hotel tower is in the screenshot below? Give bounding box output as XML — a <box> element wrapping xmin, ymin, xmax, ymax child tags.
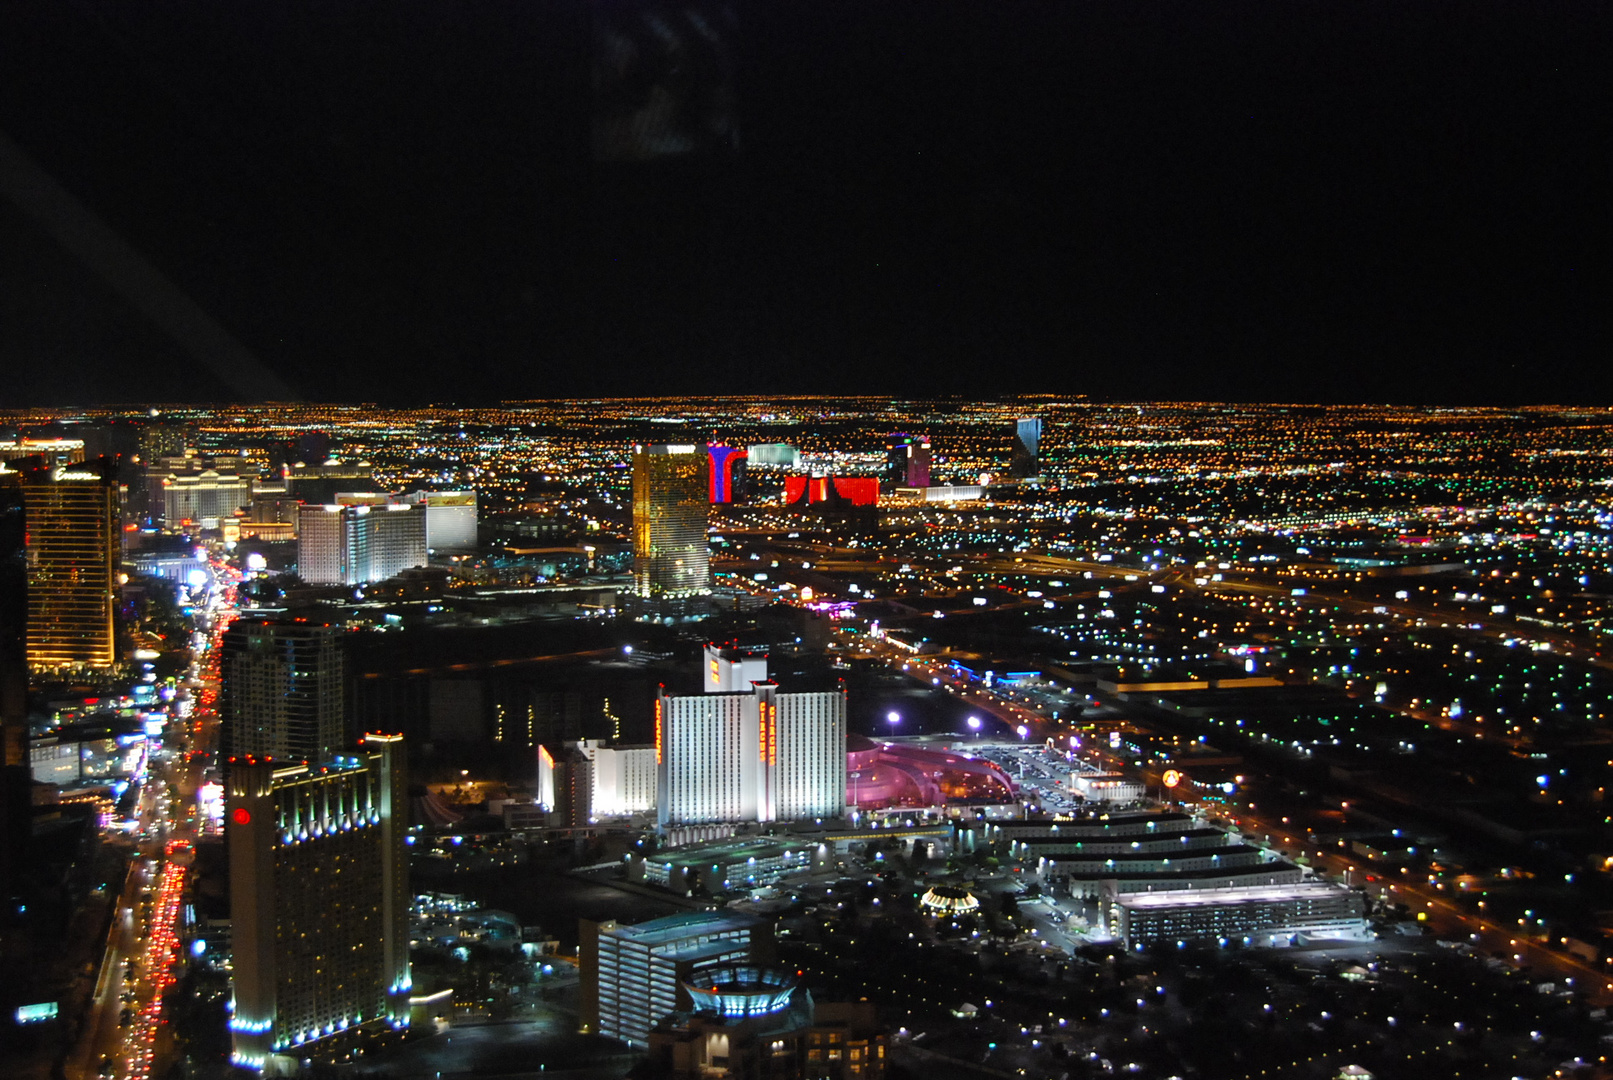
<box><xmin>656</xmin><ymin>644</ymin><xmax>846</xmax><ymax>827</ymax></box>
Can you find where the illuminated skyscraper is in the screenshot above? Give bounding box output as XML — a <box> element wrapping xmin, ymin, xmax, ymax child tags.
<box><xmin>631</xmin><ymin>444</ymin><xmax>711</xmax><ymax>618</ymax></box>
<box><xmin>297</xmin><ymin>500</ymin><xmax>426</xmax><ymax>586</ymax></box>
<box><xmin>1009</xmin><ymin>417</ymin><xmax>1041</xmax><ymax>479</ymax></box>
<box><xmin>227</xmin><ymin>733</ymin><xmax>410</xmax><ymax>1072</ymax></box>
<box><xmin>536</xmin><ymin>742</ymin><xmax>593</xmax><ymax>827</ymax></box>
<box><xmin>883</xmin><ymin>434</ymin><xmax>930</xmax><ymax>490</ymax></box>
<box><xmin>131</xmin><ymin>421</ymin><xmax>190</xmax><ymax>525</ymax></box>
<box><xmin>136</xmin><ymin>421</ymin><xmax>190</xmax><ymax>465</ymax></box>
<box><xmin>14</xmin><ymin>457</ymin><xmax>120</xmax><ymax>671</ymax></box>
<box><xmin>0</xmin><ymin>473</ymin><xmax>24</xmax><ymax>750</ymax></box>
<box><xmin>220</xmin><ymin>618</ymin><xmax>346</xmax><ymax>767</ymax></box>
<box><xmin>584</xmin><ymin>740</ymin><xmax>659</xmax><ymax>818</ymax></box>
<box><xmin>657</xmin><ymin>647</ymin><xmax>845</xmax><ymax>827</ymax></box>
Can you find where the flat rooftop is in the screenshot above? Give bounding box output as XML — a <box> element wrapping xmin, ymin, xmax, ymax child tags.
<box><xmin>654</xmin><ymin>837</ymin><xmax>814</xmax><ymax>868</ymax></box>
<box><xmin>1019</xmin><ymin>827</ymin><xmax>1226</xmax><ymax>845</ymax></box>
<box><xmin>1118</xmin><ymin>881</ymin><xmax>1355</xmax><ymax>910</ymax></box>
<box><xmin>1009</xmin><ymin>811</ymin><xmax>1193</xmax><ymax>829</ymax></box>
<box><xmin>605</xmin><ymin>911</ymin><xmax>758</xmax><ymax>945</ymax></box>
<box><xmin>1042</xmin><ymin>844</ymin><xmax>1259</xmax><ymax>864</ymax></box>
<box><xmin>1069</xmin><ymin>861</ymin><xmax>1300</xmax><ymax>883</ymax></box>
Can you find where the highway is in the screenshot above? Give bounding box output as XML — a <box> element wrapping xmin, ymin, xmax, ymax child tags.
<box><xmin>69</xmin><ymin>555</ymin><xmax>237</xmax><ymax>1080</ymax></box>
<box><xmin>1216</xmin><ymin>796</ymin><xmax>1613</xmax><ymax>1005</ymax></box>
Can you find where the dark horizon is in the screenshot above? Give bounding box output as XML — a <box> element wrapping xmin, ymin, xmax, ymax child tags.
<box><xmin>1</xmin><ymin>1</ymin><xmax>1606</xmax><ymax>408</ymax></box>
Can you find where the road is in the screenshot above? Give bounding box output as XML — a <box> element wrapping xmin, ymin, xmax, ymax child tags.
<box><xmin>69</xmin><ymin>556</ymin><xmax>238</xmax><ymax>1080</ymax></box>
<box><xmin>1214</xmin><ymin>799</ymin><xmax>1613</xmax><ymax>1006</ymax></box>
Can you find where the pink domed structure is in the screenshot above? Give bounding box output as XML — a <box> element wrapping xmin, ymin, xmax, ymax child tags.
<box><xmin>845</xmin><ymin>736</ymin><xmax>1017</xmax><ymax>809</ymax></box>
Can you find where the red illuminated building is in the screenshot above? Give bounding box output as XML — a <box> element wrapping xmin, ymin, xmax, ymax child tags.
<box><xmin>783</xmin><ymin>475</ymin><xmax>879</xmax><ymax>507</ymax></box>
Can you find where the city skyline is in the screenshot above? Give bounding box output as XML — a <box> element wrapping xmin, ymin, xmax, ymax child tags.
<box><xmin>2</xmin><ymin>0</ymin><xmax>1610</xmax><ymax>1074</ymax></box>
<box><xmin>6</xmin><ymin>397</ymin><xmax>1613</xmax><ymax>1078</ymax></box>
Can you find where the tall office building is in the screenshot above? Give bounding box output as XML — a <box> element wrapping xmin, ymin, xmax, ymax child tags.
<box><xmin>580</xmin><ymin>911</ymin><xmax>765</xmax><ymax>1047</ymax></box>
<box><xmin>631</xmin><ymin>444</ymin><xmax>711</xmax><ymax>618</ymax></box>
<box><xmin>399</xmin><ymin>490</ymin><xmax>478</xmax><ymax>553</ymax></box>
<box><xmin>657</xmin><ymin>646</ymin><xmax>846</xmax><ymax>827</ymax></box>
<box><xmin>706</xmin><ymin>446</ymin><xmax>747</xmax><ymax>504</ymax></box>
<box><xmin>220</xmin><ymin>618</ymin><xmax>346</xmax><ymax>766</ymax></box>
<box><xmin>128</xmin><ymin>421</ymin><xmax>190</xmax><ymax>525</ymax></box>
<box><xmin>883</xmin><ymin>434</ymin><xmax>930</xmax><ymax>490</ymax></box>
<box><xmin>1009</xmin><ymin>417</ymin><xmax>1042</xmax><ymax>479</ymax></box>
<box><xmin>297</xmin><ymin>500</ymin><xmax>426</xmax><ymax>586</ymax></box>
<box><xmin>15</xmin><ymin>457</ymin><xmax>120</xmax><ymax>671</ymax></box>
<box><xmin>227</xmin><ymin>733</ymin><xmax>410</xmax><ymax>1072</ymax></box>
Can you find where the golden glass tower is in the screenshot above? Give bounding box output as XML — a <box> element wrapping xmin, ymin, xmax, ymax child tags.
<box><xmin>631</xmin><ymin>444</ymin><xmax>711</xmax><ymax>617</ymax></box>
<box><xmin>15</xmin><ymin>457</ymin><xmax>120</xmax><ymax>671</ymax></box>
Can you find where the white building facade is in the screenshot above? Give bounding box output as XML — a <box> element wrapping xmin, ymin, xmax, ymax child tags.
<box><xmin>296</xmin><ymin>501</ymin><xmax>427</xmax><ymax>586</ymax></box>
<box><xmin>656</xmin><ymin>650</ymin><xmax>845</xmax><ymax>828</ymax></box>
<box><xmin>587</xmin><ymin>741</ymin><xmax>659</xmax><ymax>818</ymax></box>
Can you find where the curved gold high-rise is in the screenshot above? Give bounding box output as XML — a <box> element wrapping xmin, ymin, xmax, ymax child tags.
<box><xmin>630</xmin><ymin>444</ymin><xmax>711</xmax><ymax>619</ymax></box>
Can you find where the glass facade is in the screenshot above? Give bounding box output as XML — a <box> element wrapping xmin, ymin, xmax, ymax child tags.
<box><xmin>632</xmin><ymin>445</ymin><xmax>711</xmax><ymax>616</ymax></box>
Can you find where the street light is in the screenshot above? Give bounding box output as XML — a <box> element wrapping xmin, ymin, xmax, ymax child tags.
<box><xmin>887</xmin><ymin>711</ymin><xmax>900</xmax><ymax>727</ymax></box>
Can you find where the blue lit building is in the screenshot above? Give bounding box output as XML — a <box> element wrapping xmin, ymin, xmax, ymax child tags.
<box><xmin>646</xmin><ymin>966</ymin><xmax>887</xmax><ymax>1080</ymax></box>
<box><xmin>226</xmin><ymin>734</ymin><xmax>409</xmax><ymax>1073</ymax></box>
<box><xmin>1009</xmin><ymin>417</ymin><xmax>1041</xmax><ymax>479</ymax></box>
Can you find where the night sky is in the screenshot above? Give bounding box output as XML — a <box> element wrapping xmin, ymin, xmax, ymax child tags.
<box><xmin>0</xmin><ymin>1</ymin><xmax>1605</xmax><ymax>406</ymax></box>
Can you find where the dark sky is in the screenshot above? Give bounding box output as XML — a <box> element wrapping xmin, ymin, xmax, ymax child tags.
<box><xmin>0</xmin><ymin>1</ymin><xmax>1605</xmax><ymax>407</ymax></box>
